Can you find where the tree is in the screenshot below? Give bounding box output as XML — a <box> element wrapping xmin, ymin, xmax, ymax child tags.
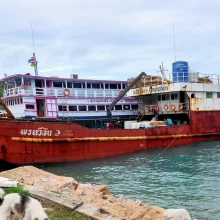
<box><xmin>0</xmin><ymin>83</ymin><xmax>4</xmax><ymax>110</ymax></box>
<box><xmin>0</xmin><ymin>83</ymin><xmax>3</xmax><ymax>97</ymax></box>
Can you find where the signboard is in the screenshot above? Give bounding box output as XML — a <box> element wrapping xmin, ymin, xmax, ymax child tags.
<box><xmin>20</xmin><ymin>127</ymin><xmax>60</xmax><ymax>137</ymax></box>
<box><xmin>132</xmin><ymin>85</ymin><xmax>169</xmax><ymax>96</ymax></box>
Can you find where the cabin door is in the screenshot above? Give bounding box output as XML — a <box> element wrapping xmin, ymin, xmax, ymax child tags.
<box><xmin>180</xmin><ymin>91</ymin><xmax>185</xmax><ymax>103</ymax></box>
<box><xmin>36</xmin><ymin>99</ymin><xmax>46</xmax><ymax>117</ymax></box>
<box><xmin>46</xmin><ymin>98</ymin><xmax>58</xmax><ymax>118</ymax></box>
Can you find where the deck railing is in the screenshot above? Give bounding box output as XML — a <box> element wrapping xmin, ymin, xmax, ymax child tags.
<box><xmin>168</xmin><ymin>72</ymin><xmax>220</xmax><ymax>85</ymax></box>
<box><xmin>141</xmin><ymin>72</ymin><xmax>220</xmax><ymax>87</ymax></box>
<box><xmin>3</xmin><ymin>87</ymin><xmax>127</xmax><ymax>98</ymax></box>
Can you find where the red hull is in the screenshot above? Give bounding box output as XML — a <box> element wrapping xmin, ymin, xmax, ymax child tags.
<box><xmin>0</xmin><ymin>111</ymin><xmax>220</xmax><ymax>164</ymax></box>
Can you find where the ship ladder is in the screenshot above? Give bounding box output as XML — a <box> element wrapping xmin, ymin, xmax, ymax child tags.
<box><xmin>136</xmin><ymin>109</ymin><xmax>145</xmax><ymax>122</ymax></box>
<box><xmin>138</xmin><ymin>114</ymin><xmax>145</xmax><ymax>122</ymax></box>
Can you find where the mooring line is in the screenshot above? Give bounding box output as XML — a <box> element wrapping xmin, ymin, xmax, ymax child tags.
<box><xmin>148</xmin><ymin>124</ymin><xmax>186</xmax><ymax>163</ymax></box>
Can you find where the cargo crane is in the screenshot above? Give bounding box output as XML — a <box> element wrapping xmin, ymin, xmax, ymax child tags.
<box><xmin>106</xmin><ymin>71</ymin><xmax>146</xmax><ymax>120</ymax></box>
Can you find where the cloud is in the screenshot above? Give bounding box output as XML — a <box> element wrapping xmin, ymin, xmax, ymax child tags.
<box><xmin>39</xmin><ymin>65</ymin><xmax>81</xmax><ymax>73</ymax></box>
<box><xmin>81</xmin><ymin>74</ymin><xmax>116</xmax><ymax>80</ymax></box>
<box><xmin>0</xmin><ymin>0</ymin><xmax>220</xmax><ymax>80</ymax></box>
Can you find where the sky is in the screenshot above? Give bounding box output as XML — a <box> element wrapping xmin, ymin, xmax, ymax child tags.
<box><xmin>0</xmin><ymin>0</ymin><xmax>220</xmax><ymax>80</ymax></box>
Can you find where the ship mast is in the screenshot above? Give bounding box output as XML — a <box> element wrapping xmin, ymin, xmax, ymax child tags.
<box><xmin>157</xmin><ymin>62</ymin><xmax>168</xmax><ymax>84</ymax></box>
<box><xmin>31</xmin><ymin>22</ymin><xmax>38</xmax><ymax>76</ymax></box>
<box><xmin>173</xmin><ymin>24</ymin><xmax>176</xmax><ymax>61</ymax></box>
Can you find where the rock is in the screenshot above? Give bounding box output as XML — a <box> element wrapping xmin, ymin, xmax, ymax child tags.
<box><xmin>0</xmin><ymin>177</ymin><xmax>18</xmax><ymax>187</ymax></box>
<box><xmin>102</xmin><ymin>195</ymin><xmax>110</xmax><ymax>200</ymax></box>
<box><xmin>94</xmin><ymin>185</ymin><xmax>110</xmax><ymax>195</ymax></box>
<box><xmin>163</xmin><ymin>209</ymin><xmax>191</xmax><ymax>220</ymax></box>
<box><xmin>0</xmin><ymin>166</ymin><xmax>75</xmax><ymax>192</ymax></box>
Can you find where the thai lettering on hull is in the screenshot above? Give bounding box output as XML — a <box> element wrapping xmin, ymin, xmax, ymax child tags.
<box><xmin>20</xmin><ymin>127</ymin><xmax>60</xmax><ymax>137</ymax></box>
<box><xmin>63</xmin><ymin>129</ymin><xmax>73</xmax><ymax>137</ymax></box>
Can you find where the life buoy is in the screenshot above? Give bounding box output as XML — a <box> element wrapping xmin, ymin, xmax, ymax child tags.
<box><xmin>154</xmin><ymin>105</ymin><xmax>159</xmax><ymax>111</ymax></box>
<box><xmin>178</xmin><ymin>103</ymin><xmax>183</xmax><ymax>111</ymax></box>
<box><xmin>149</xmin><ymin>106</ymin><xmax>153</xmax><ymax>112</ymax></box>
<box><xmin>119</xmin><ymin>90</ymin><xmax>123</xmax><ymax>94</ymax></box>
<box><xmin>64</xmin><ymin>88</ymin><xmax>70</xmax><ymax>96</ymax></box>
<box><xmin>171</xmin><ymin>104</ymin><xmax>176</xmax><ymax>111</ymax></box>
<box><xmin>164</xmin><ymin>104</ymin><xmax>169</xmax><ymax>111</ymax></box>
<box><xmin>6</xmin><ymin>90</ymin><xmax>9</xmax><ymax>96</ymax></box>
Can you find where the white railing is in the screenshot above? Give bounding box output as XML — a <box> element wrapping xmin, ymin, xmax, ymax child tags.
<box><xmin>3</xmin><ymin>87</ymin><xmax>127</xmax><ymax>98</ymax></box>
<box><xmin>168</xmin><ymin>72</ymin><xmax>220</xmax><ymax>85</ymax></box>
<box><xmin>140</xmin><ymin>72</ymin><xmax>220</xmax><ymax>88</ymax></box>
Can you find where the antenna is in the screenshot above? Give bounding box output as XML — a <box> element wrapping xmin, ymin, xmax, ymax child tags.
<box><xmin>31</xmin><ymin>22</ymin><xmax>38</xmax><ymax>76</ymax></box>
<box><xmin>31</xmin><ymin>22</ymin><xmax>35</xmax><ymax>53</ymax></box>
<box><xmin>157</xmin><ymin>62</ymin><xmax>168</xmax><ymax>83</ymax></box>
<box><xmin>173</xmin><ymin>24</ymin><xmax>176</xmax><ymax>61</ymax></box>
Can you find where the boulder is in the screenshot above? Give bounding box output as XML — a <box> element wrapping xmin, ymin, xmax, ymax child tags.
<box><xmin>163</xmin><ymin>209</ymin><xmax>191</xmax><ymax>220</ymax></box>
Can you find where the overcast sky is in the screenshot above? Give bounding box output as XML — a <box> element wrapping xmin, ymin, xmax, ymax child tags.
<box><xmin>0</xmin><ymin>0</ymin><xmax>220</xmax><ymax>80</ymax></box>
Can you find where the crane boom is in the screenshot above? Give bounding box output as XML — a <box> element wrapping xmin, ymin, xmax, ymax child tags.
<box><xmin>106</xmin><ymin>71</ymin><xmax>146</xmax><ymax>120</ymax></box>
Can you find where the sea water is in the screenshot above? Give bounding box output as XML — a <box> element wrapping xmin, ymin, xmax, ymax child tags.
<box><xmin>38</xmin><ymin>140</ymin><xmax>220</xmax><ymax>219</ymax></box>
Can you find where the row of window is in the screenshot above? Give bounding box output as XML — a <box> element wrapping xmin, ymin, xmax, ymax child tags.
<box><xmin>158</xmin><ymin>92</ymin><xmax>220</xmax><ymax>100</ymax></box>
<box><xmin>4</xmin><ymin>98</ymin><xmax>23</xmax><ymax>106</ymax></box>
<box><xmin>158</xmin><ymin>93</ymin><xmax>178</xmax><ymax>101</ymax></box>
<box><xmin>206</xmin><ymin>92</ymin><xmax>220</xmax><ymax>98</ymax></box>
<box><xmin>58</xmin><ymin>104</ymin><xmax>138</xmax><ymax>112</ymax></box>
<box><xmin>26</xmin><ymin>104</ymin><xmax>35</xmax><ymax>109</ymax></box>
<box><xmin>53</xmin><ymin>82</ymin><xmax>126</xmax><ymax>89</ymax></box>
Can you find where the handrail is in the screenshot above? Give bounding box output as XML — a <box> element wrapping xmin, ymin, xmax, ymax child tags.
<box><xmin>3</xmin><ymin>87</ymin><xmax>128</xmax><ymax>98</ymax></box>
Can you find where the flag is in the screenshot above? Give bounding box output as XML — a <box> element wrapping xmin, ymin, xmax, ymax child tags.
<box><xmin>28</xmin><ymin>56</ymin><xmax>38</xmax><ymax>67</ymax></box>
<box><xmin>28</xmin><ymin>57</ymin><xmax>35</xmax><ymax>63</ymax></box>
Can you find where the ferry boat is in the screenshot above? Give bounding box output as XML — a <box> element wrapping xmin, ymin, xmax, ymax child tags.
<box><xmin>0</xmin><ymin>73</ymin><xmax>139</xmax><ymax>128</ymax></box>
<box><xmin>0</xmin><ymin>61</ymin><xmax>219</xmax><ymax>165</ymax></box>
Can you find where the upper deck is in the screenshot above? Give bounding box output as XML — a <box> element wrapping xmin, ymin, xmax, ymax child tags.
<box><xmin>0</xmin><ymin>74</ymin><xmax>128</xmax><ymax>99</ymax></box>
<box><xmin>127</xmin><ymin>72</ymin><xmax>220</xmax><ymax>115</ymax></box>
<box><xmin>127</xmin><ymin>72</ymin><xmax>220</xmax><ymax>97</ymax></box>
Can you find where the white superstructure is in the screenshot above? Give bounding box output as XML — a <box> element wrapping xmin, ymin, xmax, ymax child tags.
<box><xmin>127</xmin><ymin>72</ymin><xmax>220</xmax><ymax>121</ymax></box>
<box><xmin>0</xmin><ymin>74</ymin><xmax>139</xmax><ymax>128</ymax></box>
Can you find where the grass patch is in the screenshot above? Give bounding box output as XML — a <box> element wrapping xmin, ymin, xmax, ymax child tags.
<box><xmin>3</xmin><ymin>184</ymin><xmax>29</xmax><ymax>196</ymax></box>
<box><xmin>3</xmin><ymin>185</ymin><xmax>90</xmax><ymax>220</ymax></box>
<box><xmin>42</xmin><ymin>200</ymin><xmax>91</xmax><ymax>220</ymax></box>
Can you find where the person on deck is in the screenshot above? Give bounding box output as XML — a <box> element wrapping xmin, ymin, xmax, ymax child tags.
<box><xmin>107</xmin><ymin>121</ymin><xmax>114</xmax><ymax>129</ymax></box>
<box><xmin>115</xmin><ymin>117</ymin><xmax>122</xmax><ymax>128</ymax></box>
<box><xmin>165</xmin><ymin>117</ymin><xmax>173</xmax><ymax>126</ymax></box>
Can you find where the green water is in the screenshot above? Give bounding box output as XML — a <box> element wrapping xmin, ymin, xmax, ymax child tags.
<box><xmin>39</xmin><ymin>140</ymin><xmax>220</xmax><ymax>220</ymax></box>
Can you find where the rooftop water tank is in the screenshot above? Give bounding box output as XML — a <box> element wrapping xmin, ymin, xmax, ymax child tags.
<box><xmin>172</xmin><ymin>61</ymin><xmax>189</xmax><ymax>83</ymax></box>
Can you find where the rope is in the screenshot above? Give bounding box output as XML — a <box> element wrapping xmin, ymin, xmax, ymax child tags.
<box><xmin>148</xmin><ymin>124</ymin><xmax>186</xmax><ymax>163</ymax></box>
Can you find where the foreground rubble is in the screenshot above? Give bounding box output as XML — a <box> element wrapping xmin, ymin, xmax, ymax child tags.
<box><xmin>0</xmin><ymin>166</ymin><xmax>191</xmax><ymax>220</ymax></box>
